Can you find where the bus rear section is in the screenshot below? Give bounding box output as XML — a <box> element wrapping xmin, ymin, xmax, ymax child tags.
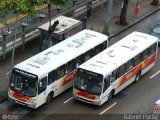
<box><xmin>73</xmin><ymin>31</ymin><xmax>158</xmax><ymax>106</ymax></box>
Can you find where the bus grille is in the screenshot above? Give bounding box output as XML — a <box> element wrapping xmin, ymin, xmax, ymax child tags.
<box><xmin>78</xmin><ymin>97</ymin><xmax>94</xmax><ymax>103</ymax></box>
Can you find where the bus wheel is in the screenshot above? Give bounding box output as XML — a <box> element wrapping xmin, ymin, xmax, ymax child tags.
<box><xmin>108</xmin><ymin>90</ymin><xmax>114</xmax><ymax>101</ymax></box>
<box><xmin>135</xmin><ymin>72</ymin><xmax>141</xmax><ymax>82</ymax></box>
<box><xmin>46</xmin><ymin>92</ymin><xmax>53</xmax><ymax>103</ymax></box>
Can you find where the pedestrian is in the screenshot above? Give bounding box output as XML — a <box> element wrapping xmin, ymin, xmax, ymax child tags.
<box><xmin>86</xmin><ymin>0</ymin><xmax>92</xmax><ymax>18</ymax></box>
<box><xmin>62</xmin><ymin>31</ymin><xmax>70</xmax><ymax>40</ymax></box>
<box><xmin>52</xmin><ymin>34</ymin><xmax>61</xmax><ymax>45</ymax></box>
<box><xmin>81</xmin><ymin>16</ymin><xmax>88</xmax><ymax>30</ymax></box>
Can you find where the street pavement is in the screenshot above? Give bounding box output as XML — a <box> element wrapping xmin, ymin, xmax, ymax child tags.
<box><xmin>0</xmin><ymin>0</ymin><xmax>159</xmax><ymax>103</ymax></box>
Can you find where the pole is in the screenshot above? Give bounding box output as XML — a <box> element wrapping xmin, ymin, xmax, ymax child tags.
<box><xmin>103</xmin><ymin>0</ymin><xmax>113</xmax><ymax>35</ymax></box>
<box><xmin>11</xmin><ymin>14</ymin><xmax>18</xmax><ymax>68</ymax></box>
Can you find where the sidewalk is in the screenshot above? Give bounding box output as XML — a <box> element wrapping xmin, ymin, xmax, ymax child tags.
<box><xmin>0</xmin><ymin>0</ymin><xmax>159</xmax><ymax>103</ymax></box>
<box><xmin>82</xmin><ymin>0</ymin><xmax>160</xmax><ymax>36</ymax></box>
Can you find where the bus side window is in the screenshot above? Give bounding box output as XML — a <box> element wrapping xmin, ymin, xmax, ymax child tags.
<box><xmin>118</xmin><ymin>64</ymin><xmax>126</xmax><ymax>78</ymax></box>
<box><xmin>94</xmin><ymin>44</ymin><xmax>103</xmax><ymax>55</ymax></box>
<box><xmin>48</xmin><ymin>70</ymin><xmax>56</xmax><ymax>85</ymax></box>
<box><xmin>134</xmin><ymin>54</ymin><xmax>141</xmax><ymax>66</ymax></box>
<box><xmin>126</xmin><ymin>59</ymin><xmax>134</xmax><ymax>72</ymax></box>
<box><xmin>142</xmin><ymin>48</ymin><xmax>150</xmax><ymax>61</ymax></box>
<box><xmin>56</xmin><ymin>65</ymin><xmax>65</xmax><ymax>80</ymax></box>
<box><xmin>38</xmin><ymin>77</ymin><xmax>47</xmax><ymax>94</ymax></box>
<box><xmin>110</xmin><ymin>70</ymin><xmax>117</xmax><ymax>83</ymax></box>
<box><xmin>66</xmin><ymin>59</ymin><xmax>76</xmax><ymax>74</ymax></box>
<box><xmin>102</xmin><ymin>41</ymin><xmax>107</xmax><ymax>50</ymax></box>
<box><xmin>84</xmin><ymin>49</ymin><xmax>94</xmax><ymax>62</ymax></box>
<box><xmin>149</xmin><ymin>43</ymin><xmax>157</xmax><ymax>55</ymax></box>
<box><xmin>76</xmin><ymin>54</ymin><xmax>85</xmax><ymax>68</ymax></box>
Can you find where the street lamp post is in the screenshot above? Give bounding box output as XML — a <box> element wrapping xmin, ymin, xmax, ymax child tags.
<box><xmin>1</xmin><ymin>31</ymin><xmax>11</xmax><ymax>60</ymax></box>
<box><xmin>20</xmin><ymin>22</ymin><xmax>28</xmax><ymax>51</ymax></box>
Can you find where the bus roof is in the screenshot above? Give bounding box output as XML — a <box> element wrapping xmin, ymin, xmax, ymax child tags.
<box><xmin>38</xmin><ymin>16</ymin><xmax>81</xmax><ymax>35</ymax></box>
<box><xmin>14</xmin><ymin>30</ymin><xmax>108</xmax><ymax>77</ymax></box>
<box><xmin>79</xmin><ymin>31</ymin><xmax>158</xmax><ymax>76</ymax></box>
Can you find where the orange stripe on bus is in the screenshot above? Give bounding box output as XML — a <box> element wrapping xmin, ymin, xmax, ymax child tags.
<box><xmin>12</xmin><ymin>92</ymin><xmax>32</xmax><ymax>102</ymax></box>
<box><xmin>75</xmin><ymin>89</ymin><xmax>98</xmax><ymax>100</ymax></box>
<box><xmin>118</xmin><ymin>54</ymin><xmax>156</xmax><ymax>87</ymax></box>
<box><xmin>60</xmin><ymin>70</ymin><xmax>76</xmax><ymax>87</ymax></box>
<box><xmin>142</xmin><ymin>54</ymin><xmax>156</xmax><ymax>69</ymax></box>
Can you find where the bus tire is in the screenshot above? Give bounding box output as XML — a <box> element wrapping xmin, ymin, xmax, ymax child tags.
<box><xmin>46</xmin><ymin>92</ymin><xmax>53</xmax><ymax>104</ymax></box>
<box><xmin>108</xmin><ymin>90</ymin><xmax>114</xmax><ymax>101</ymax></box>
<box><xmin>135</xmin><ymin>72</ymin><xmax>141</xmax><ymax>82</ymax></box>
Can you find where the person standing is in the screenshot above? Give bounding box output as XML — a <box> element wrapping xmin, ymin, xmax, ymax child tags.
<box><xmin>86</xmin><ymin>0</ymin><xmax>92</xmax><ymax>18</ymax></box>
<box><xmin>81</xmin><ymin>16</ymin><xmax>88</xmax><ymax>30</ymax></box>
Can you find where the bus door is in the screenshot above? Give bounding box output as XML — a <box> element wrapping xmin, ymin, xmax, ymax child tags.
<box><xmin>37</xmin><ymin>76</ymin><xmax>47</xmax><ymax>107</ymax></box>
<box><xmin>55</xmin><ymin>65</ymin><xmax>66</xmax><ymax>94</ymax></box>
<box><xmin>47</xmin><ymin>71</ymin><xmax>59</xmax><ymax>97</ymax></box>
<box><xmin>101</xmin><ymin>75</ymin><xmax>112</xmax><ymax>104</ymax></box>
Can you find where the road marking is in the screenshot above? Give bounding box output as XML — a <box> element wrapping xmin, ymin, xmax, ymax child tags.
<box><xmin>99</xmin><ymin>102</ymin><xmax>117</xmax><ymax>115</ymax></box>
<box><xmin>64</xmin><ymin>97</ymin><xmax>73</xmax><ymax>104</ymax></box>
<box><xmin>149</xmin><ymin>70</ymin><xmax>160</xmax><ymax>79</ymax></box>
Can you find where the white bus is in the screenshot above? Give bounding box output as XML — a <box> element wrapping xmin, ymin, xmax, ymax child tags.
<box><xmin>73</xmin><ymin>31</ymin><xmax>158</xmax><ymax>106</ymax></box>
<box><xmin>8</xmin><ymin>30</ymin><xmax>108</xmax><ymax>108</ymax></box>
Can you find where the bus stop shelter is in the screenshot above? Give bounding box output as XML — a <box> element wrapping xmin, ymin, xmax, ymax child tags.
<box><xmin>38</xmin><ymin>15</ymin><xmax>81</xmax><ymax>51</ymax></box>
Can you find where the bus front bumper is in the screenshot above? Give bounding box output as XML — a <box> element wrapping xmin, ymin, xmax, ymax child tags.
<box><xmin>73</xmin><ymin>93</ymin><xmax>101</xmax><ymax>106</ymax></box>
<box><xmin>8</xmin><ymin>93</ymin><xmax>37</xmax><ymax>109</ymax></box>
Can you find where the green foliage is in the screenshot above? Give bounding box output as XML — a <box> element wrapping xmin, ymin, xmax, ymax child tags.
<box><xmin>38</xmin><ymin>0</ymin><xmax>72</xmax><ymax>5</ymax></box>
<box><xmin>4</xmin><ymin>0</ymin><xmax>36</xmax><ymax>15</ymax></box>
<box><xmin>0</xmin><ymin>0</ymin><xmax>8</xmax><ymax>23</ymax></box>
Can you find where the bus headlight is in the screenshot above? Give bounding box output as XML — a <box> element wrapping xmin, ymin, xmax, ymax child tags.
<box><xmin>28</xmin><ymin>99</ymin><xmax>36</xmax><ymax>104</ymax></box>
<box><xmin>8</xmin><ymin>89</ymin><xmax>13</xmax><ymax>96</ymax></box>
<box><xmin>94</xmin><ymin>98</ymin><xmax>101</xmax><ymax>105</ymax></box>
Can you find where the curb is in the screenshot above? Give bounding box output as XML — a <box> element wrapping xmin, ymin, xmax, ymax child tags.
<box><xmin>109</xmin><ymin>7</ymin><xmax>160</xmax><ymax>40</ymax></box>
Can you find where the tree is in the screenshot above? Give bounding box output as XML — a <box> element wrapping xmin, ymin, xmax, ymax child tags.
<box><xmin>3</xmin><ymin>0</ymin><xmax>37</xmax><ymax>68</ymax></box>
<box><xmin>103</xmin><ymin>0</ymin><xmax>113</xmax><ymax>35</ymax></box>
<box><xmin>151</xmin><ymin>0</ymin><xmax>159</xmax><ymax>6</ymax></box>
<box><xmin>0</xmin><ymin>0</ymin><xmax>9</xmax><ymax>29</ymax></box>
<box><xmin>116</xmin><ymin>0</ymin><xmax>129</xmax><ymax>26</ymax></box>
<box><xmin>38</xmin><ymin>0</ymin><xmax>71</xmax><ymax>50</ymax></box>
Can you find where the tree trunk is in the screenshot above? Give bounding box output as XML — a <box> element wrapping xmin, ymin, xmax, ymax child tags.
<box><xmin>103</xmin><ymin>0</ymin><xmax>113</xmax><ymax>35</ymax></box>
<box><xmin>151</xmin><ymin>0</ymin><xmax>159</xmax><ymax>6</ymax></box>
<box><xmin>119</xmin><ymin>0</ymin><xmax>129</xmax><ymax>26</ymax></box>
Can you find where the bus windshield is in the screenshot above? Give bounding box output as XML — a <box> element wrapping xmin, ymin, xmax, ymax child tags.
<box><xmin>10</xmin><ymin>68</ymin><xmax>38</xmax><ymax>97</ymax></box>
<box><xmin>74</xmin><ymin>68</ymin><xmax>103</xmax><ymax>95</ymax></box>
